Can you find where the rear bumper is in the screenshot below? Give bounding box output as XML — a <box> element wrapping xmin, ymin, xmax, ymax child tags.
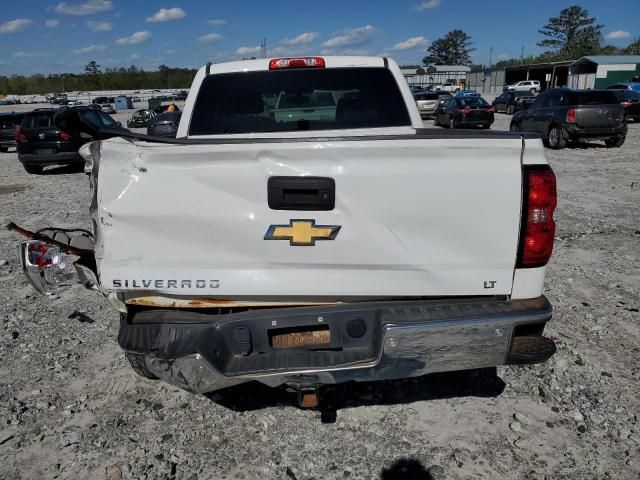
<box><xmin>18</xmin><ymin>152</ymin><xmax>83</xmax><ymax>166</ymax></box>
<box><xmin>564</xmin><ymin>124</ymin><xmax>627</xmax><ymax>139</ymax></box>
<box><xmin>120</xmin><ymin>296</ymin><xmax>554</xmax><ymax>393</ymax></box>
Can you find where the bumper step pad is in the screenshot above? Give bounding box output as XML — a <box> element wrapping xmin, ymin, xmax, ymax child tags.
<box><xmin>507</xmin><ymin>335</ymin><xmax>556</xmax><ymax>364</ymax></box>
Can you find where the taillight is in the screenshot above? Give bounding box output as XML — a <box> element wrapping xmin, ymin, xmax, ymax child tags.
<box><xmin>485</xmin><ymin>107</ymin><xmax>495</xmax><ymax>113</ymax></box>
<box><xmin>458</xmin><ymin>107</ymin><xmax>471</xmax><ymax>115</ymax></box>
<box><xmin>15</xmin><ymin>127</ymin><xmax>26</xmax><ymax>142</ymax></box>
<box><xmin>517</xmin><ymin>166</ymin><xmax>557</xmax><ymax>268</ymax></box>
<box><xmin>566</xmin><ymin>108</ymin><xmax>576</xmax><ymax>123</ymax></box>
<box><xmin>269</xmin><ymin>57</ymin><xmax>325</xmax><ymax>70</ymax></box>
<box><xmin>621</xmin><ymin>101</ymin><xmax>632</xmax><ymax>108</ymax></box>
<box><xmin>60</xmin><ymin>131</ymin><xmax>72</xmax><ymax>140</ymax></box>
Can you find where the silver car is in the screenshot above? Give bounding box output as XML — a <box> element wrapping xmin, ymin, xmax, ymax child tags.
<box><xmin>413</xmin><ymin>92</ymin><xmax>440</xmax><ymax>118</ymax></box>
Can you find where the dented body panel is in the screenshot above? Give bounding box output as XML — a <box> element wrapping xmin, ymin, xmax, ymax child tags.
<box><xmin>92</xmin><ymin>135</ymin><xmax>535</xmax><ymax>300</ymax></box>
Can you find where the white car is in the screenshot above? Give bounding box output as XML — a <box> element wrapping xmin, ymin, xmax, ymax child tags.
<box><xmin>435</xmin><ymin>82</ymin><xmax>461</xmax><ymax>93</ymax></box>
<box><xmin>505</xmin><ymin>80</ymin><xmax>541</xmax><ymax>93</ymax></box>
<box><xmin>12</xmin><ymin>56</ymin><xmax>558</xmax><ymax>406</ymax></box>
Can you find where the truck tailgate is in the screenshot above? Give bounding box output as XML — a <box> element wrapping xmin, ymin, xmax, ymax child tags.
<box><xmin>93</xmin><ymin>136</ymin><xmax>524</xmax><ymax>298</ymax></box>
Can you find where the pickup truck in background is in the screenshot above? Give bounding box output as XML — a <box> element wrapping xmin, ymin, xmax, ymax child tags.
<box><xmin>10</xmin><ymin>56</ymin><xmax>557</xmax><ymax>408</ymax></box>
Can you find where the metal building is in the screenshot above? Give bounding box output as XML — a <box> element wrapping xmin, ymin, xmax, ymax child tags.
<box><xmin>401</xmin><ymin>65</ymin><xmax>471</xmax><ymax>88</ymax></box>
<box><xmin>568</xmin><ymin>55</ymin><xmax>640</xmax><ymax>89</ymax></box>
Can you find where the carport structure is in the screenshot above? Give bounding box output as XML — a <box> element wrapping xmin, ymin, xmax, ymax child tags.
<box><xmin>568</xmin><ymin>55</ymin><xmax>640</xmax><ymax>89</ymax></box>
<box><xmin>503</xmin><ymin>60</ymin><xmax>572</xmax><ymax>90</ymax></box>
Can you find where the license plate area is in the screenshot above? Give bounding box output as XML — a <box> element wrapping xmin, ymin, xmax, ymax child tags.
<box><xmin>35</xmin><ymin>148</ymin><xmax>55</xmax><ymax>155</ymax></box>
<box><xmin>270</xmin><ymin>325</ymin><xmax>331</xmax><ymax>349</ymax></box>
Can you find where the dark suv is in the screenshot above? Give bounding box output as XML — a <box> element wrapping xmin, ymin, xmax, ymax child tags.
<box><xmin>510</xmin><ymin>89</ymin><xmax>627</xmax><ymax>149</ymax></box>
<box><xmin>16</xmin><ymin>107</ymin><xmax>123</xmax><ymax>174</ymax></box>
<box><xmin>492</xmin><ymin>91</ymin><xmax>536</xmax><ymax>115</ymax></box>
<box><xmin>0</xmin><ymin>112</ymin><xmax>26</xmax><ymax>152</ymax></box>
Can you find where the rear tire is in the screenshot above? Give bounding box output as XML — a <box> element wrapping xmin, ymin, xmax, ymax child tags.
<box><xmin>0</xmin><ymin>146</ymin><xmax>8</xmax><ymax>153</ymax></box>
<box><xmin>530</xmin><ymin>88</ymin><xmax>536</xmax><ymax>94</ymax></box>
<box><xmin>506</xmin><ymin>104</ymin><xmax>515</xmax><ymax>115</ymax></box>
<box><xmin>125</xmin><ymin>353</ymin><xmax>158</xmax><ymax>379</ymax></box>
<box><xmin>449</xmin><ymin>117</ymin><xmax>456</xmax><ymax>129</ymax></box>
<box><xmin>604</xmin><ymin>136</ymin><xmax>625</xmax><ymax>148</ymax></box>
<box><xmin>546</xmin><ymin>125</ymin><xmax>566</xmax><ymax>149</ymax></box>
<box><xmin>23</xmin><ymin>164</ymin><xmax>43</xmax><ymax>174</ymax></box>
<box><xmin>510</xmin><ymin>123</ymin><xmax>520</xmax><ymax>132</ymax></box>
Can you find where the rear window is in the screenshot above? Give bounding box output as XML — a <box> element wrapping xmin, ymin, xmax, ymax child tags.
<box><xmin>567</xmin><ymin>91</ymin><xmax>617</xmax><ymax>106</ymax></box>
<box><xmin>189</xmin><ymin>67</ymin><xmax>411</xmax><ymax>135</ymax></box>
<box><xmin>457</xmin><ymin>97</ymin><xmax>489</xmax><ymax>107</ymax></box>
<box><xmin>21</xmin><ymin>113</ymin><xmax>54</xmax><ymax>129</ymax></box>
<box><xmin>616</xmin><ymin>90</ymin><xmax>640</xmax><ymax>101</ymax></box>
<box><xmin>414</xmin><ymin>93</ymin><xmax>439</xmax><ymax>101</ymax></box>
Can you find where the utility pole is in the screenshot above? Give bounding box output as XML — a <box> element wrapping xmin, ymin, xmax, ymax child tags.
<box><xmin>261</xmin><ymin>38</ymin><xmax>267</xmax><ymax>59</ymax></box>
<box><xmin>520</xmin><ymin>46</ymin><xmax>524</xmax><ymax>65</ymax></box>
<box><xmin>489</xmin><ymin>45</ymin><xmax>493</xmax><ymax>67</ymax></box>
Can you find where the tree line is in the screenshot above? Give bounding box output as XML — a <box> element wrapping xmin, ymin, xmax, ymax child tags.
<box><xmin>422</xmin><ymin>5</ymin><xmax>639</xmax><ymax>67</ymax></box>
<box><xmin>0</xmin><ymin>63</ymin><xmax>196</xmax><ymax>96</ymax></box>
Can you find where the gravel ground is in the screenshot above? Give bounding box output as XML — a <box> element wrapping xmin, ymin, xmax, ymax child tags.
<box><xmin>0</xmin><ymin>106</ymin><xmax>639</xmax><ymax>480</ymax></box>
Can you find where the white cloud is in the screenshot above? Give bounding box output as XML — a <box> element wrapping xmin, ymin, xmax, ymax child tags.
<box><xmin>45</xmin><ymin>19</ymin><xmax>60</xmax><ymax>28</ymax></box>
<box><xmin>13</xmin><ymin>51</ymin><xmax>43</xmax><ymax>59</ymax></box>
<box><xmin>606</xmin><ymin>30</ymin><xmax>631</xmax><ymax>40</ymax></box>
<box><xmin>87</xmin><ymin>20</ymin><xmax>112</xmax><ymax>31</ymax></box>
<box><xmin>322</xmin><ymin>25</ymin><xmax>376</xmax><ymax>48</ymax></box>
<box><xmin>55</xmin><ymin>0</ymin><xmax>113</xmax><ymax>16</ymax></box>
<box><xmin>197</xmin><ymin>33</ymin><xmax>223</xmax><ymax>44</ymax></box>
<box><xmin>116</xmin><ymin>31</ymin><xmax>152</xmax><ymax>46</ymax></box>
<box><xmin>130</xmin><ymin>53</ymin><xmax>142</xmax><ymax>60</ymax></box>
<box><xmin>72</xmin><ymin>44</ymin><xmax>107</xmax><ymax>54</ymax></box>
<box><xmin>392</xmin><ymin>36</ymin><xmax>428</xmax><ymax>51</ymax></box>
<box><xmin>146</xmin><ymin>7</ymin><xmax>186</xmax><ymax>23</ymax></box>
<box><xmin>0</xmin><ymin>19</ymin><xmax>33</xmax><ymax>34</ymax></box>
<box><xmin>208</xmin><ymin>19</ymin><xmax>227</xmax><ymax>26</ymax></box>
<box><xmin>281</xmin><ymin>32</ymin><xmax>319</xmax><ymax>46</ymax></box>
<box><xmin>416</xmin><ymin>0</ymin><xmax>441</xmax><ymax>10</ymax></box>
<box><xmin>320</xmin><ymin>48</ymin><xmax>371</xmax><ymax>56</ymax></box>
<box><xmin>236</xmin><ymin>45</ymin><xmax>262</xmax><ymax>57</ymax></box>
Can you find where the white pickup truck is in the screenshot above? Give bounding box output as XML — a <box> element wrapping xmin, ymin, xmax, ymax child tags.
<box><xmin>11</xmin><ymin>56</ymin><xmax>557</xmax><ymax>407</ymax></box>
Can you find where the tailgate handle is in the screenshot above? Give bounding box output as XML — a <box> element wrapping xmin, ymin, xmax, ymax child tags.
<box><xmin>268</xmin><ymin>176</ymin><xmax>335</xmax><ymax>211</ymax></box>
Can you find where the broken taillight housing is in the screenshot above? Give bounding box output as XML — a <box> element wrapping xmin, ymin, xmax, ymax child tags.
<box><xmin>517</xmin><ymin>166</ymin><xmax>557</xmax><ymax>268</ymax></box>
<box><xmin>19</xmin><ymin>240</ymin><xmax>77</xmax><ymax>295</ymax></box>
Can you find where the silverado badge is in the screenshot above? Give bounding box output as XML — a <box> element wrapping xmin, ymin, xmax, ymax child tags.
<box><xmin>264</xmin><ymin>220</ymin><xmax>341</xmax><ymax>246</ymax></box>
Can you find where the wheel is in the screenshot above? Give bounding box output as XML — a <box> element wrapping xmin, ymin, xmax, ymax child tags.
<box><xmin>510</xmin><ymin>123</ymin><xmax>520</xmax><ymax>132</ymax></box>
<box><xmin>530</xmin><ymin>88</ymin><xmax>536</xmax><ymax>94</ymax></box>
<box><xmin>604</xmin><ymin>136</ymin><xmax>625</xmax><ymax>148</ymax></box>
<box><xmin>125</xmin><ymin>353</ymin><xmax>158</xmax><ymax>379</ymax></box>
<box><xmin>506</xmin><ymin>104</ymin><xmax>515</xmax><ymax>115</ymax></box>
<box><xmin>0</xmin><ymin>146</ymin><xmax>8</xmax><ymax>153</ymax></box>
<box><xmin>23</xmin><ymin>164</ymin><xmax>43</xmax><ymax>174</ymax></box>
<box><xmin>546</xmin><ymin>125</ymin><xmax>566</xmax><ymax>149</ymax></box>
<box><xmin>481</xmin><ymin>124</ymin><xmax>490</xmax><ymax>129</ymax></box>
<box><xmin>454</xmin><ymin>88</ymin><xmax>460</xmax><ymax>93</ymax></box>
<box><xmin>449</xmin><ymin>117</ymin><xmax>456</xmax><ymax>129</ymax></box>
<box><xmin>433</xmin><ymin>117</ymin><xmax>439</xmax><ymax>127</ymax></box>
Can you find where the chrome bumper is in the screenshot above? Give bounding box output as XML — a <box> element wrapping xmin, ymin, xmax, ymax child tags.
<box><xmin>138</xmin><ymin>297</ymin><xmax>553</xmax><ymax>394</ymax></box>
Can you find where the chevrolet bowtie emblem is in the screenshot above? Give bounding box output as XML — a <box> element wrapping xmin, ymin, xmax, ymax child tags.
<box><xmin>264</xmin><ymin>220</ymin><xmax>341</xmax><ymax>246</ymax></box>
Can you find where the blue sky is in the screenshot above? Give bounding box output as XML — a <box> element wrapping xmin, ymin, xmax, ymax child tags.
<box><xmin>0</xmin><ymin>0</ymin><xmax>638</xmax><ymax>75</ymax></box>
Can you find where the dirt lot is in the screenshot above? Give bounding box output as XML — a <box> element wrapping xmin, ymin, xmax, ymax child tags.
<box><xmin>0</xmin><ymin>107</ymin><xmax>639</xmax><ymax>480</ymax></box>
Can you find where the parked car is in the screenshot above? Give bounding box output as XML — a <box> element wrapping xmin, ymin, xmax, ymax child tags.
<box><xmin>0</xmin><ymin>112</ymin><xmax>26</xmax><ymax>152</ymax></box>
<box><xmin>147</xmin><ymin>111</ymin><xmax>181</xmax><ymax>137</ymax></box>
<box><xmin>100</xmin><ymin>103</ymin><xmax>116</xmax><ymax>114</ymax></box>
<box><xmin>413</xmin><ymin>92</ymin><xmax>440</xmax><ymax>118</ymax></box>
<box><xmin>493</xmin><ymin>91</ymin><xmax>537</xmax><ymax>114</ymax></box>
<box><xmin>16</xmin><ymin>107</ymin><xmax>125</xmax><ymax>174</ymax></box>
<box><xmin>606</xmin><ymin>82</ymin><xmax>640</xmax><ymax>92</ymax></box>
<box><xmin>127</xmin><ymin>109</ymin><xmax>157</xmax><ymax>128</ymax></box>
<box><xmin>434</xmin><ymin>96</ymin><xmax>494</xmax><ymax>129</ymax></box>
<box><xmin>504</xmin><ymin>80</ymin><xmax>541</xmax><ymax>93</ymax></box>
<box><xmin>436</xmin><ymin>82</ymin><xmax>461</xmax><ymax>93</ymax></box>
<box><xmin>171</xmin><ymin>90</ymin><xmax>188</xmax><ymax>101</ymax></box>
<box><xmin>510</xmin><ymin>88</ymin><xmax>626</xmax><ymax>149</ymax></box>
<box><xmin>93</xmin><ymin>96</ymin><xmax>114</xmax><ymax>105</ymax></box>
<box><xmin>613</xmin><ymin>90</ymin><xmax>640</xmax><ymax>122</ymax></box>
<box><xmin>152</xmin><ymin>103</ymin><xmax>181</xmax><ymax>114</ymax></box>
<box><xmin>455</xmin><ymin>89</ymin><xmax>480</xmax><ymax>97</ymax></box>
<box><xmin>436</xmin><ymin>91</ymin><xmax>452</xmax><ymax>104</ymax></box>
